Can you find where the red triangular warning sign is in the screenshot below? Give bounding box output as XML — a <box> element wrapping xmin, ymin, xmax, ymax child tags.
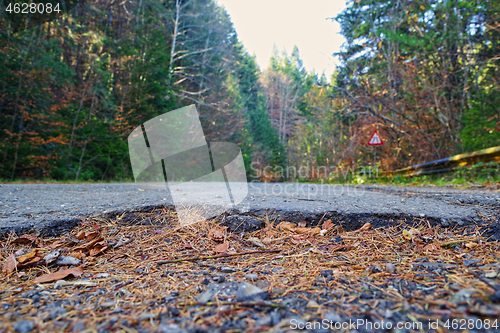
<box><xmin>368</xmin><ymin>131</ymin><xmax>383</xmax><ymax>145</ymax></box>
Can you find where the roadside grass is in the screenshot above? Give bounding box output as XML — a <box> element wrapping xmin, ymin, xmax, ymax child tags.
<box><xmin>2</xmin><ymin>163</ymin><xmax>499</xmax><ymax>188</ymax></box>
<box><xmin>0</xmin><ymin>178</ymin><xmax>135</xmax><ymax>184</ymax></box>
<box><xmin>304</xmin><ymin>162</ymin><xmax>500</xmax><ymax>188</ymax></box>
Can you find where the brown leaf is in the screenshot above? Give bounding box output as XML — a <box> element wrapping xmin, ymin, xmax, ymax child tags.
<box><xmin>265</xmin><ymin>229</ymin><xmax>277</xmax><ymax>237</ymax></box>
<box><xmin>2</xmin><ymin>254</ymin><xmax>17</xmax><ymax>274</ymax></box>
<box><xmin>85</xmin><ymin>231</ymin><xmax>100</xmax><ymax>241</ymax></box>
<box><xmin>75</xmin><ymin>231</ymin><xmax>99</xmax><ymax>241</ymax></box>
<box><xmin>73</xmin><ymin>237</ymin><xmax>104</xmax><ymax>253</ymax></box>
<box><xmin>75</xmin><ymin>231</ymin><xmax>86</xmax><ymax>240</ymax></box>
<box><xmin>208</xmin><ymin>226</ymin><xmax>227</xmax><ymax>242</ymax></box>
<box><xmin>17</xmin><ymin>257</ymin><xmax>42</xmax><ymax>269</ymax></box>
<box><xmin>277</xmin><ymin>222</ymin><xmax>321</xmax><ymax>236</ymax></box>
<box><xmin>247</xmin><ymin>237</ymin><xmax>267</xmax><ymax>249</ymax></box>
<box><xmin>277</xmin><ymin>222</ymin><xmax>297</xmax><ymax>232</ymax></box>
<box><xmin>12</xmin><ymin>234</ymin><xmax>38</xmax><ymax>244</ymax></box>
<box><xmin>353</xmin><ymin>222</ymin><xmax>371</xmax><ymax>233</ymax></box>
<box><xmin>214</xmin><ymin>242</ymin><xmax>228</xmax><ymax>253</ymax></box>
<box><xmin>423</xmin><ymin>244</ymin><xmax>438</xmax><ymax>251</ymax></box>
<box><xmin>298</xmin><ymin>221</ymin><xmax>307</xmax><ymax>227</ymax></box>
<box><xmin>17</xmin><ymin>250</ymin><xmax>39</xmax><ymax>264</ymax></box>
<box><xmin>89</xmin><ymin>245</ymin><xmax>108</xmax><ymax>256</ymax></box>
<box><xmin>290</xmin><ymin>234</ymin><xmax>308</xmax><ymax>244</ymax></box>
<box><xmin>294</xmin><ymin>227</ymin><xmax>321</xmax><ymax>236</ymax></box>
<box><xmin>34</xmin><ymin>267</ymin><xmax>83</xmax><ymax>284</ymax></box>
<box><xmin>465</xmin><ymin>242</ymin><xmax>479</xmax><ymax>249</ymax></box>
<box><xmin>322</xmin><ymin>219</ymin><xmax>334</xmax><ymax>230</ymax></box>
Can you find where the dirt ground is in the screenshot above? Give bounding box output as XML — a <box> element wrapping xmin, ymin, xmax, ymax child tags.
<box><xmin>1</xmin><ymin>208</ymin><xmax>500</xmax><ymax>333</ymax></box>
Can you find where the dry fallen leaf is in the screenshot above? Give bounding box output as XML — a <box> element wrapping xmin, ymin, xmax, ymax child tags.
<box><xmin>75</xmin><ymin>231</ymin><xmax>86</xmax><ymax>240</ymax></box>
<box><xmin>294</xmin><ymin>227</ymin><xmax>321</xmax><ymax>236</ymax></box>
<box><xmin>89</xmin><ymin>245</ymin><xmax>108</xmax><ymax>257</ymax></box>
<box><xmin>465</xmin><ymin>242</ymin><xmax>479</xmax><ymax>249</ymax></box>
<box><xmin>17</xmin><ymin>250</ymin><xmax>39</xmax><ymax>264</ymax></box>
<box><xmin>214</xmin><ymin>241</ymin><xmax>228</xmax><ymax>253</ymax></box>
<box><xmin>12</xmin><ymin>234</ymin><xmax>38</xmax><ymax>244</ymax></box>
<box><xmin>17</xmin><ymin>257</ymin><xmax>42</xmax><ymax>269</ymax></box>
<box><xmin>114</xmin><ymin>237</ymin><xmax>131</xmax><ymax>249</ymax></box>
<box><xmin>423</xmin><ymin>244</ymin><xmax>439</xmax><ymax>251</ymax></box>
<box><xmin>208</xmin><ymin>226</ymin><xmax>227</xmax><ymax>242</ymax></box>
<box><xmin>322</xmin><ymin>219</ymin><xmax>334</xmax><ymax>230</ymax></box>
<box><xmin>290</xmin><ymin>234</ymin><xmax>309</xmax><ymax>244</ymax></box>
<box><xmin>265</xmin><ymin>229</ymin><xmax>277</xmax><ymax>237</ymax></box>
<box><xmin>2</xmin><ymin>254</ymin><xmax>17</xmax><ymax>274</ymax></box>
<box><xmin>357</xmin><ymin>222</ymin><xmax>371</xmax><ymax>232</ymax></box>
<box><xmin>277</xmin><ymin>221</ymin><xmax>321</xmax><ymax>236</ymax></box>
<box><xmin>73</xmin><ymin>237</ymin><xmax>104</xmax><ymax>253</ymax></box>
<box><xmin>262</xmin><ymin>237</ymin><xmax>273</xmax><ymax>244</ymax></box>
<box><xmin>247</xmin><ymin>237</ymin><xmax>267</xmax><ymax>249</ymax></box>
<box><xmin>34</xmin><ymin>266</ymin><xmax>84</xmax><ymax>284</ymax></box>
<box><xmin>277</xmin><ymin>221</ymin><xmax>296</xmax><ymax>232</ymax></box>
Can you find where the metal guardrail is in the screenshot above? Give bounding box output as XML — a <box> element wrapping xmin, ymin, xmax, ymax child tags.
<box><xmin>387</xmin><ymin>146</ymin><xmax>500</xmax><ymax>177</ymax></box>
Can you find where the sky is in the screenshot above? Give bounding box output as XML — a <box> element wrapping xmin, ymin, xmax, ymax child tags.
<box><xmin>215</xmin><ymin>0</ymin><xmax>347</xmax><ymax>78</ymax></box>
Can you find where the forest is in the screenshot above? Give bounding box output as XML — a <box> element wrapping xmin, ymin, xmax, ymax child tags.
<box><xmin>0</xmin><ymin>0</ymin><xmax>498</xmax><ymax>182</ymax></box>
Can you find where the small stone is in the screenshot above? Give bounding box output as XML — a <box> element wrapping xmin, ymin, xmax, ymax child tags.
<box><xmin>236</xmin><ymin>282</ymin><xmax>269</xmax><ymax>302</ymax></box>
<box><xmin>168</xmin><ymin>307</ymin><xmax>181</xmax><ymax>316</ymax></box>
<box><xmin>371</xmin><ymin>265</ymin><xmax>382</xmax><ymax>273</ymax></box>
<box><xmin>270</xmin><ymin>312</ymin><xmax>281</xmax><ymax>326</ymax></box>
<box><xmin>463</xmin><ymin>259</ymin><xmax>482</xmax><ymax>267</ymax></box>
<box><xmin>13</xmin><ymin>320</ymin><xmax>34</xmax><ymax>333</ymax></box>
<box><xmin>201</xmin><ymin>278</ymin><xmax>210</xmax><ymax>285</ymax></box>
<box><xmin>331</xmin><ymin>236</ymin><xmax>344</xmax><ymax>243</ymax></box>
<box><xmin>320</xmin><ymin>270</ymin><xmax>333</xmax><ymax>277</ymax></box>
<box><xmin>490</xmin><ymin>291</ymin><xmax>500</xmax><ymax>303</ymax></box>
<box><xmin>196</xmin><ymin>282</ymin><xmax>237</xmax><ymax>303</ymax></box>
<box><xmin>220</xmin><ymin>266</ymin><xmax>237</xmax><ymax>273</ymax></box>
<box><xmin>49</xmin><ymin>307</ymin><xmax>67</xmax><ymax>320</ymax></box>
<box><xmin>113</xmin><ymin>307</ymin><xmax>122</xmax><ymax>313</ymax></box>
<box><xmin>100</xmin><ymin>301</ymin><xmax>115</xmax><ymax>309</ymax></box>
<box><xmin>385</xmin><ymin>263</ymin><xmax>396</xmax><ymax>274</ymax></box>
<box><xmin>245</xmin><ymin>273</ymin><xmax>259</xmax><ymax>281</ymax></box>
<box><xmin>324</xmin><ymin>312</ymin><xmax>341</xmax><ymax>322</ymax></box>
<box><xmin>450</xmin><ymin>289</ymin><xmax>475</xmax><ymax>303</ymax></box>
<box><xmin>158</xmin><ymin>323</ymin><xmax>187</xmax><ymax>333</ymax></box>
<box><xmin>306</xmin><ymin>300</ymin><xmax>319</xmax><ymax>308</ymax></box>
<box><xmin>360</xmin><ymin>292</ymin><xmax>373</xmax><ymax>299</ymax></box>
<box><xmin>72</xmin><ymin>321</ymin><xmax>85</xmax><ymax>332</ymax></box>
<box><xmin>332</xmin><ymin>288</ymin><xmax>344</xmax><ymax>298</ymax></box>
<box><xmin>138</xmin><ymin>313</ymin><xmax>156</xmax><ymax>321</ymax></box>
<box><xmin>213</xmin><ymin>275</ymin><xmax>226</xmax><ymax>283</ymax></box>
<box><xmin>271</xmin><ymin>287</ymin><xmax>286</xmax><ymax>297</ymax></box>
<box><xmin>255</xmin><ymin>315</ymin><xmax>272</xmax><ymax>327</ymax></box>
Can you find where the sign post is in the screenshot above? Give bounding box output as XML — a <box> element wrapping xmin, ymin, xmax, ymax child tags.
<box><xmin>367</xmin><ymin>131</ymin><xmax>383</xmax><ymax>165</ymax></box>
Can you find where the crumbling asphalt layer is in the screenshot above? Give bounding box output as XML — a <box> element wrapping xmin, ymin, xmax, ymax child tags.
<box><xmin>0</xmin><ymin>183</ymin><xmax>498</xmax><ymax>238</ymax></box>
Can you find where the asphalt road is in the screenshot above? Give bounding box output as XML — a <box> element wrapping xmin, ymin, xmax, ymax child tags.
<box><xmin>0</xmin><ymin>182</ymin><xmax>499</xmax><ymax>237</ymax></box>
